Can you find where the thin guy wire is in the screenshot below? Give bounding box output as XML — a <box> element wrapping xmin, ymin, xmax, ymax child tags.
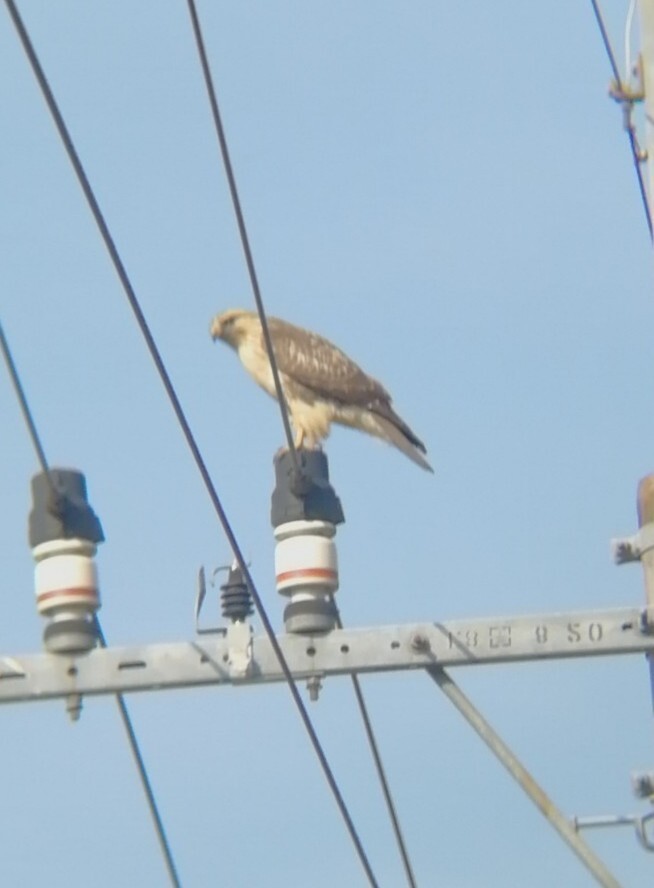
<box><xmin>589</xmin><ymin>0</ymin><xmax>653</xmax><ymax>238</ymax></box>
<box><xmin>333</xmin><ymin>608</ymin><xmax>418</xmax><ymax>888</ymax></box>
<box><xmin>0</xmin><ymin>316</ymin><xmax>181</xmax><ymax>888</ymax></box>
<box><xmin>94</xmin><ymin>621</ymin><xmax>181</xmax><ymax>888</ymax></box>
<box><xmin>3</xmin><ymin>5</ymin><xmax>378</xmax><ymax>883</ymax></box>
<box><xmin>185</xmin><ymin>0</ymin><xmax>300</xmax><ymax>474</ymax></box>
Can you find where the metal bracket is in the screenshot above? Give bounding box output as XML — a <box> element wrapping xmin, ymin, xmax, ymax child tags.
<box><xmin>606</xmin><ymin>57</ymin><xmax>648</xmax><ymax>163</ymax></box>
<box><xmin>225</xmin><ymin>621</ymin><xmax>253</xmax><ymax>679</ymax></box>
<box><xmin>1</xmin><ymin>605</ymin><xmax>653</xmax><ymax>705</ymax></box>
<box><xmin>194</xmin><ymin>566</ymin><xmax>227</xmax><ymax>636</ymax></box>
<box><xmin>572</xmin><ymin>811</ymin><xmax>654</xmax><ymax>853</ymax></box>
<box><xmin>609</xmin><ymin>80</ymin><xmax>645</xmax><ymax>105</ymax></box>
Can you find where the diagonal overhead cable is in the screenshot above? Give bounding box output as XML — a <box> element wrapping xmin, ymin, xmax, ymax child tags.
<box><xmin>332</xmin><ymin>605</ymin><xmax>418</xmax><ymax>888</ymax></box>
<box><xmin>0</xmin><ymin>323</ymin><xmax>52</xmax><ymax>480</ymax></box>
<box><xmin>185</xmin><ymin>0</ymin><xmax>300</xmax><ymax>475</ymax></box>
<box><xmin>185</xmin><ymin>2</ymin><xmax>418</xmax><ymax>882</ymax></box>
<box><xmin>2</xmin><ymin>3</ymin><xmax>378</xmax><ymax>883</ymax></box>
<box><xmin>589</xmin><ymin>0</ymin><xmax>653</xmax><ymax>239</ymax></box>
<box><xmin>0</xmin><ymin>319</ymin><xmax>182</xmax><ymax>888</ymax></box>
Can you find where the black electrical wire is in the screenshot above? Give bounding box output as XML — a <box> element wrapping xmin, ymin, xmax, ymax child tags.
<box><xmin>626</xmin><ymin>127</ymin><xmax>653</xmax><ymax>240</ymax></box>
<box><xmin>589</xmin><ymin>0</ymin><xmax>653</xmax><ymax>239</ymax></box>
<box><xmin>0</xmin><ymin>321</ymin><xmax>55</xmax><ymax>493</ymax></box>
<box><xmin>589</xmin><ymin>0</ymin><xmax>621</xmax><ymax>84</ymax></box>
<box><xmin>185</xmin><ymin>0</ymin><xmax>300</xmax><ymax>475</ymax></box>
<box><xmin>332</xmin><ymin>606</ymin><xmax>418</xmax><ymax>888</ymax></box>
<box><xmin>2</xmin><ymin>4</ymin><xmax>378</xmax><ymax>884</ymax></box>
<box><xmin>185</xmin><ymin>2</ymin><xmax>416</xmax><ymax>881</ymax></box>
<box><xmin>0</xmin><ymin>317</ymin><xmax>181</xmax><ymax>888</ymax></box>
<box><xmin>94</xmin><ymin>621</ymin><xmax>182</xmax><ymax>888</ymax></box>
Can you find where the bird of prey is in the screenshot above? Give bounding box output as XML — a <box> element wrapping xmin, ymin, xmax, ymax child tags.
<box><xmin>210</xmin><ymin>308</ymin><xmax>433</xmax><ymax>472</ymax></box>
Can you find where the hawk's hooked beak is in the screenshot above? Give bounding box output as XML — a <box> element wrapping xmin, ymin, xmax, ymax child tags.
<box><xmin>209</xmin><ymin>316</ymin><xmax>223</xmax><ymax>341</ymax></box>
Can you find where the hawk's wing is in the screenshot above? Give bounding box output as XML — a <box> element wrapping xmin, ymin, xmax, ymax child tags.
<box><xmin>266</xmin><ymin>317</ymin><xmax>389</xmax><ymax>406</ymax></box>
<box><xmin>266</xmin><ymin>317</ymin><xmax>428</xmax><ymax>456</ymax></box>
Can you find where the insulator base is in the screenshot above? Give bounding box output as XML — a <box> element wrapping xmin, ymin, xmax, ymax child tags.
<box><xmin>43</xmin><ymin>614</ymin><xmax>98</xmax><ymax>654</ymax></box>
<box><xmin>283</xmin><ymin>596</ymin><xmax>338</xmax><ymax>634</ymax></box>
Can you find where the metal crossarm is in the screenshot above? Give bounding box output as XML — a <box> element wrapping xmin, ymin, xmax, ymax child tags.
<box><xmin>0</xmin><ymin>605</ymin><xmax>651</xmax><ymax>704</ymax></box>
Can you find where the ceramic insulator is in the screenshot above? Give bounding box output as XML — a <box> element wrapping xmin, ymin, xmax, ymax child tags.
<box><xmin>274</xmin><ymin>520</ymin><xmax>338</xmax><ymax>598</ymax></box>
<box><xmin>33</xmin><ymin>538</ymin><xmax>100</xmax><ymax>617</ymax></box>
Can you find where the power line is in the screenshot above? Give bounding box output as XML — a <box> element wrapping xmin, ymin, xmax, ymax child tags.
<box><xmin>0</xmin><ymin>321</ymin><xmax>56</xmax><ymax>496</ymax></box>
<box><xmin>347</xmin><ymin>671</ymin><xmax>417</xmax><ymax>886</ymax></box>
<box><xmin>0</xmin><ymin>316</ymin><xmax>181</xmax><ymax>888</ymax></box>
<box><xmin>332</xmin><ymin>605</ymin><xmax>418</xmax><ymax>887</ymax></box>
<box><xmin>589</xmin><ymin>0</ymin><xmax>622</xmax><ymax>84</ymax></box>
<box><xmin>625</xmin><ymin>129</ymin><xmax>652</xmax><ymax>239</ymax></box>
<box><xmin>185</xmin><ymin>2</ymin><xmax>416</xmax><ymax>881</ymax></box>
<box><xmin>589</xmin><ymin>0</ymin><xmax>653</xmax><ymax>238</ymax></box>
<box><xmin>185</xmin><ymin>0</ymin><xmax>300</xmax><ymax>476</ymax></box>
<box><xmin>94</xmin><ymin>620</ymin><xmax>181</xmax><ymax>888</ymax></box>
<box><xmin>2</xmin><ymin>3</ymin><xmax>378</xmax><ymax>883</ymax></box>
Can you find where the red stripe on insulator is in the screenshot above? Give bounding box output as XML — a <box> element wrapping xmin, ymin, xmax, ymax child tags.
<box><xmin>276</xmin><ymin>568</ymin><xmax>337</xmax><ymax>583</ymax></box>
<box><xmin>37</xmin><ymin>587</ymin><xmax>97</xmax><ymax>603</ymax></box>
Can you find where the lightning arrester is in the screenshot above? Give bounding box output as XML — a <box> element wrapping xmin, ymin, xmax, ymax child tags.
<box><xmin>29</xmin><ymin>468</ymin><xmax>104</xmax><ymax>654</ymax></box>
<box><xmin>271</xmin><ymin>450</ymin><xmax>344</xmax><ymax>634</ymax></box>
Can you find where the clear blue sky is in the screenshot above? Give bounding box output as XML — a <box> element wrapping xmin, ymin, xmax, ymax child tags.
<box><xmin>2</xmin><ymin>2</ymin><xmax>654</xmax><ymax>886</ymax></box>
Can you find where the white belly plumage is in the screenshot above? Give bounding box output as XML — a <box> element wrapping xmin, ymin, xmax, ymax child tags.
<box><xmin>237</xmin><ymin>340</ymin><xmax>338</xmax><ymax>446</ymax></box>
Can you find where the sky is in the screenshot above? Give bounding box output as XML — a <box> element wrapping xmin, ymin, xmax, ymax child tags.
<box><xmin>1</xmin><ymin>1</ymin><xmax>654</xmax><ymax>886</ymax></box>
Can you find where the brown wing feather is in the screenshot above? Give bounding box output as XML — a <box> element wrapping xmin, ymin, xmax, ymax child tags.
<box><xmin>265</xmin><ymin>316</ymin><xmax>428</xmax><ymax>458</ymax></box>
<box><xmin>266</xmin><ymin>317</ymin><xmax>389</xmax><ymax>406</ymax></box>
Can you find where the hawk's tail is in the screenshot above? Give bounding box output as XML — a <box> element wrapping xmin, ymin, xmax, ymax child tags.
<box><xmin>373</xmin><ymin>411</ymin><xmax>434</xmax><ymax>473</ymax></box>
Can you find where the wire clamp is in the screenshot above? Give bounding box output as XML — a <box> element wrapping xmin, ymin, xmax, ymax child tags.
<box><xmin>608</xmin><ymin>79</ymin><xmax>644</xmax><ymax>107</ymax></box>
<box><xmin>611</xmin><ymin>524</ymin><xmax>654</xmax><ymax>564</ymax></box>
<box><xmin>607</xmin><ymin>59</ymin><xmax>648</xmax><ymax>157</ymax></box>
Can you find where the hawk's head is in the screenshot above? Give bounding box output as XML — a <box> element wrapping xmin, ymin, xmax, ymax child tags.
<box><xmin>209</xmin><ymin>309</ymin><xmax>256</xmax><ymax>349</ymax></box>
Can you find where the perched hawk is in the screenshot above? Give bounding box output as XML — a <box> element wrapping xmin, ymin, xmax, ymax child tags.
<box><xmin>210</xmin><ymin>308</ymin><xmax>433</xmax><ymax>472</ymax></box>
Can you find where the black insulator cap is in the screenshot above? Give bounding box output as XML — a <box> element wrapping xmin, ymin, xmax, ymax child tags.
<box><xmin>271</xmin><ymin>449</ymin><xmax>344</xmax><ymax>528</ymax></box>
<box><xmin>220</xmin><ymin>564</ymin><xmax>254</xmax><ymax>622</ymax></box>
<box><xmin>29</xmin><ymin>468</ymin><xmax>105</xmax><ymax>548</ymax></box>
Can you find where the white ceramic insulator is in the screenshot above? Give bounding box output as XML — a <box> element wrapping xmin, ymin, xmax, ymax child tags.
<box><xmin>274</xmin><ymin>519</ymin><xmax>338</xmax><ymax>597</ymax></box>
<box><xmin>33</xmin><ymin>538</ymin><xmax>100</xmax><ymax>616</ymax></box>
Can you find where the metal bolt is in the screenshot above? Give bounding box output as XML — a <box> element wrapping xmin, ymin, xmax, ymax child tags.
<box><xmin>306</xmin><ymin>675</ymin><xmax>322</xmax><ymax>701</ymax></box>
<box><xmin>65</xmin><ymin>693</ymin><xmax>83</xmax><ymax>722</ymax></box>
<box><xmin>411</xmin><ymin>633</ymin><xmax>431</xmax><ymax>653</ymax></box>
